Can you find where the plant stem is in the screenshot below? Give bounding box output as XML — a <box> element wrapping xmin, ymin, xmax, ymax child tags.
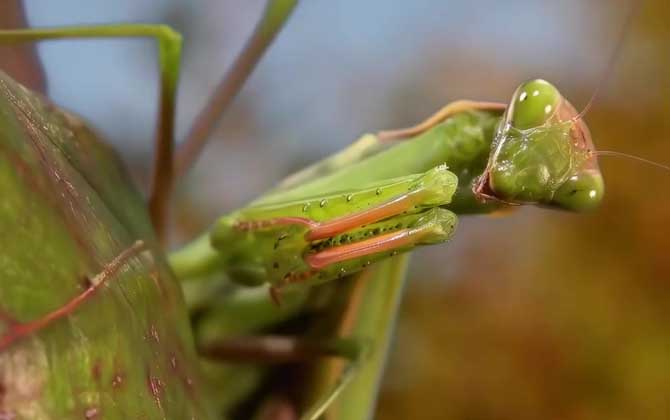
<box><xmin>175</xmin><ymin>0</ymin><xmax>299</xmax><ymax>177</ymax></box>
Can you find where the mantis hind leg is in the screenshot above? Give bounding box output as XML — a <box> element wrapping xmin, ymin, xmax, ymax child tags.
<box><xmin>378</xmin><ymin>99</ymin><xmax>506</xmax><ymax>141</ymax></box>
<box><xmin>0</xmin><ymin>25</ymin><xmax>183</xmax><ymax>238</ymax></box>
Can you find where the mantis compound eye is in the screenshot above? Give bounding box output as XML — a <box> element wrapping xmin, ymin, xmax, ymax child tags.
<box><xmin>551</xmin><ymin>170</ymin><xmax>604</xmax><ymax>211</ymax></box>
<box><xmin>507</xmin><ymin>79</ymin><xmax>561</xmax><ymax>130</ymax></box>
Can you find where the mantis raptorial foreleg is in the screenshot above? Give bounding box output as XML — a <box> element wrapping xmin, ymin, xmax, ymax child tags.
<box><xmin>210</xmin><ymin>165</ymin><xmax>459</xmax><ymax>301</ymax></box>
<box><xmin>0</xmin><ymin>25</ymin><xmax>182</xmax><ymax>237</ymax></box>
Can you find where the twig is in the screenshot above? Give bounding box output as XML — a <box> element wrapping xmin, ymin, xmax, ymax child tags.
<box><xmin>175</xmin><ymin>0</ymin><xmax>298</xmax><ymax>177</ymax></box>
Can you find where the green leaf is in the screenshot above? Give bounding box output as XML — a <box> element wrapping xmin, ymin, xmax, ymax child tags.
<box><xmin>0</xmin><ymin>71</ymin><xmax>211</xmax><ymax>419</ymax></box>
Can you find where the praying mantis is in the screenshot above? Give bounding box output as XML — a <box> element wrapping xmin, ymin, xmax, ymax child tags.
<box><xmin>1</xmin><ymin>1</ymin><xmax>664</xmax><ymax>419</ymax></box>
<box><xmin>170</xmin><ymin>78</ymin><xmax>604</xmax><ymax>419</ymax></box>
<box><xmin>175</xmin><ymin>80</ymin><xmax>603</xmax><ymax>296</ymax></box>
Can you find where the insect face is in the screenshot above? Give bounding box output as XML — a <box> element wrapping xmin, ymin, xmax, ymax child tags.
<box><xmin>475</xmin><ymin>79</ymin><xmax>604</xmax><ymax>211</ymax></box>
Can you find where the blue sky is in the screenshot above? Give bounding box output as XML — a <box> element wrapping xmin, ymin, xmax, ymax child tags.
<box><xmin>24</xmin><ymin>1</ymin><xmax>615</xmax><ymax>158</ymax></box>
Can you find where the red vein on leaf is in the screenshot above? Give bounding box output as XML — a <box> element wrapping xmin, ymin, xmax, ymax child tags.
<box><xmin>0</xmin><ymin>240</ymin><xmax>147</xmax><ymax>351</ymax></box>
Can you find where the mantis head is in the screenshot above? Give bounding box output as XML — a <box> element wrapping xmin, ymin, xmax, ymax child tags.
<box><xmin>474</xmin><ymin>79</ymin><xmax>604</xmax><ymax>211</ymax></box>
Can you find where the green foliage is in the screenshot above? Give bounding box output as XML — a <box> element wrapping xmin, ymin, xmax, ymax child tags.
<box><xmin>0</xmin><ymin>71</ymin><xmax>210</xmax><ymax>419</ymax></box>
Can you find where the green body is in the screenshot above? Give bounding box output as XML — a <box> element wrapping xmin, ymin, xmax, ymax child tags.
<box><xmin>178</xmin><ymin>109</ymin><xmax>503</xmax><ymax>292</ymax></box>
<box><xmin>166</xmin><ymin>108</ymin><xmax>508</xmax><ymax>419</ymax></box>
<box><xmin>171</xmin><ymin>108</ymin><xmax>503</xmax><ymax>420</ymax></box>
<box><xmin>259</xmin><ymin>110</ymin><xmax>501</xmax><ymax>212</ymax></box>
<box><xmin>169</xmin><ymin>109</ymin><xmax>503</xmax><ymax>285</ymax></box>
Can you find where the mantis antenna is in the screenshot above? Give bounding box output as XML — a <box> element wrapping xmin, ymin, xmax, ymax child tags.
<box><xmin>572</xmin><ymin>0</ymin><xmax>642</xmax><ymax>122</ymax></box>
<box><xmin>571</xmin><ymin>1</ymin><xmax>670</xmax><ymax>176</ymax></box>
<box><xmin>591</xmin><ymin>151</ymin><xmax>670</xmax><ymax>174</ymax></box>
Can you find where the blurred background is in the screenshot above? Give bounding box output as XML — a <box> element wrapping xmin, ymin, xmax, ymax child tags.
<box><xmin>14</xmin><ymin>0</ymin><xmax>670</xmax><ymax>418</ymax></box>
